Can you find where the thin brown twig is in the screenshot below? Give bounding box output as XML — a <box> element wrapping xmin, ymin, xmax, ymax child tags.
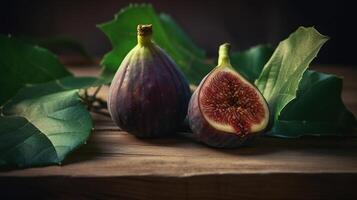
<box><xmin>92</xmin><ymin>85</ymin><xmax>102</xmax><ymax>98</ymax></box>
<box><xmin>84</xmin><ymin>89</ymin><xmax>89</xmax><ymax>99</ymax></box>
<box><xmin>80</xmin><ymin>86</ymin><xmax>109</xmax><ymax>114</ymax></box>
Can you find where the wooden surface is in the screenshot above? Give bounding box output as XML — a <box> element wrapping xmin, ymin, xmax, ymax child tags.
<box><xmin>1</xmin><ymin>65</ymin><xmax>357</xmax><ymax>199</ymax></box>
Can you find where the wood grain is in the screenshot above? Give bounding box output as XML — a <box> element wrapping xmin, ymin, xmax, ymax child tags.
<box><xmin>1</xmin><ymin>65</ymin><xmax>356</xmax><ymax>200</ymax></box>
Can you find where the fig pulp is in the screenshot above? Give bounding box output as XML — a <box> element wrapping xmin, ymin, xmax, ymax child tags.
<box><xmin>188</xmin><ymin>43</ymin><xmax>269</xmax><ymax>148</ymax></box>
<box><xmin>108</xmin><ymin>24</ymin><xmax>191</xmax><ymax>137</ymax></box>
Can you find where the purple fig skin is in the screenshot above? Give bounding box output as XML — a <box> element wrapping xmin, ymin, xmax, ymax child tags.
<box><xmin>188</xmin><ymin>79</ymin><xmax>258</xmax><ymax>148</ymax></box>
<box><xmin>108</xmin><ymin>25</ymin><xmax>191</xmax><ymax>138</ymax></box>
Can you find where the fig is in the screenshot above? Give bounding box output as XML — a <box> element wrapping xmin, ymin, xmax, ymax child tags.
<box><xmin>188</xmin><ymin>43</ymin><xmax>269</xmax><ymax>148</ymax></box>
<box><xmin>108</xmin><ymin>24</ymin><xmax>191</xmax><ymax>137</ymax></box>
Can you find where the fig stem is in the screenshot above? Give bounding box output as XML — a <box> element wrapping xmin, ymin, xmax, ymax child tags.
<box><xmin>218</xmin><ymin>43</ymin><xmax>231</xmax><ymax>67</ymax></box>
<box><xmin>137</xmin><ymin>24</ymin><xmax>153</xmax><ymax>46</ymax></box>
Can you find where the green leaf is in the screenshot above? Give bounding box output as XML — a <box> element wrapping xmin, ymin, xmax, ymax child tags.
<box><xmin>159</xmin><ymin>13</ymin><xmax>205</xmax><ymax>58</ymax></box>
<box><xmin>54</xmin><ymin>76</ymin><xmax>110</xmax><ymax>89</ymax></box>
<box><xmin>0</xmin><ymin>35</ymin><xmax>71</xmax><ymax>105</ymax></box>
<box><xmin>37</xmin><ymin>36</ymin><xmax>93</xmax><ymax>62</ymax></box>
<box><xmin>231</xmin><ymin>45</ymin><xmax>274</xmax><ymax>82</ymax></box>
<box><xmin>0</xmin><ymin>35</ymin><xmax>109</xmax><ymax>168</ymax></box>
<box><xmin>0</xmin><ymin>116</ymin><xmax>58</xmax><ymax>167</ymax></box>
<box><xmin>270</xmin><ymin>70</ymin><xmax>356</xmax><ymax>137</ymax></box>
<box><xmin>0</xmin><ymin>81</ymin><xmax>93</xmax><ymax>168</ymax></box>
<box><xmin>98</xmin><ymin>4</ymin><xmax>211</xmax><ymax>85</ymax></box>
<box><xmin>20</xmin><ymin>36</ymin><xmax>93</xmax><ymax>62</ymax></box>
<box><xmin>255</xmin><ymin>27</ymin><xmax>329</xmax><ymax>122</ymax></box>
<box><xmin>4</xmin><ymin>76</ymin><xmax>109</xmax><ymax>103</ymax></box>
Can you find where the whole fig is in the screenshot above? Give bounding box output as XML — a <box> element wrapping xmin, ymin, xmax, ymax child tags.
<box><xmin>188</xmin><ymin>43</ymin><xmax>269</xmax><ymax>148</ymax></box>
<box><xmin>108</xmin><ymin>24</ymin><xmax>191</xmax><ymax>137</ymax></box>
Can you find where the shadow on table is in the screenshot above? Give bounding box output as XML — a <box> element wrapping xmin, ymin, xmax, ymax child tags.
<box><xmin>215</xmin><ymin>135</ymin><xmax>357</xmax><ymax>157</ymax></box>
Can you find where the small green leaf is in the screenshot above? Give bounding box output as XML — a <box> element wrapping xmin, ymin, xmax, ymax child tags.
<box><xmin>0</xmin><ymin>35</ymin><xmax>71</xmax><ymax>105</ymax></box>
<box><xmin>255</xmin><ymin>27</ymin><xmax>329</xmax><ymax>121</ymax></box>
<box><xmin>98</xmin><ymin>4</ymin><xmax>211</xmax><ymax>84</ymax></box>
<box><xmin>0</xmin><ymin>81</ymin><xmax>93</xmax><ymax>168</ymax></box>
<box><xmin>270</xmin><ymin>70</ymin><xmax>356</xmax><ymax>137</ymax></box>
<box><xmin>231</xmin><ymin>45</ymin><xmax>274</xmax><ymax>82</ymax></box>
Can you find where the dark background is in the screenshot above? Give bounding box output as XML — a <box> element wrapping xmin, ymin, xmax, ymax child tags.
<box><xmin>1</xmin><ymin>0</ymin><xmax>355</xmax><ymax>65</ymax></box>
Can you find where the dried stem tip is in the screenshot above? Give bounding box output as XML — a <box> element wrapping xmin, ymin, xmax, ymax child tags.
<box><xmin>137</xmin><ymin>24</ymin><xmax>153</xmax><ymax>36</ymax></box>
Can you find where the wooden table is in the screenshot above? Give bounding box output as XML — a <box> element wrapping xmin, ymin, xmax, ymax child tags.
<box><xmin>1</xmin><ymin>65</ymin><xmax>357</xmax><ymax>199</ymax></box>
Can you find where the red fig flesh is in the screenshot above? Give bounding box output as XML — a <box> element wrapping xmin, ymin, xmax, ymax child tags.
<box><xmin>108</xmin><ymin>24</ymin><xmax>191</xmax><ymax>137</ymax></box>
<box><xmin>188</xmin><ymin>43</ymin><xmax>269</xmax><ymax>148</ymax></box>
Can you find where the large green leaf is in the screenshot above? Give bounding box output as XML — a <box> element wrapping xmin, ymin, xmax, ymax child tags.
<box><xmin>98</xmin><ymin>4</ymin><xmax>211</xmax><ymax>85</ymax></box>
<box><xmin>0</xmin><ymin>81</ymin><xmax>93</xmax><ymax>168</ymax></box>
<box><xmin>270</xmin><ymin>70</ymin><xmax>356</xmax><ymax>137</ymax></box>
<box><xmin>0</xmin><ymin>35</ymin><xmax>71</xmax><ymax>105</ymax></box>
<box><xmin>231</xmin><ymin>45</ymin><xmax>274</xmax><ymax>82</ymax></box>
<box><xmin>255</xmin><ymin>27</ymin><xmax>329</xmax><ymax>121</ymax></box>
<box><xmin>0</xmin><ymin>35</ymin><xmax>108</xmax><ymax>167</ymax></box>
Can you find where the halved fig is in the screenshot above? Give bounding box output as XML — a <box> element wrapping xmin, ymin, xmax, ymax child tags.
<box><xmin>188</xmin><ymin>43</ymin><xmax>269</xmax><ymax>148</ymax></box>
